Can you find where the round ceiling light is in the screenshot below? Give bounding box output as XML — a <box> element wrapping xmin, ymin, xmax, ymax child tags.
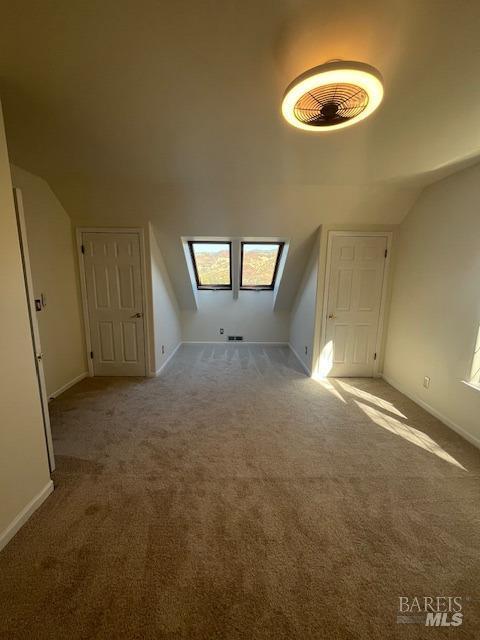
<box><xmin>282</xmin><ymin>60</ymin><xmax>383</xmax><ymax>132</ymax></box>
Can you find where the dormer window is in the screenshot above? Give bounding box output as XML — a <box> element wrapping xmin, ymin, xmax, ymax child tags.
<box><xmin>240</xmin><ymin>242</ymin><xmax>284</xmax><ymax>290</ymax></box>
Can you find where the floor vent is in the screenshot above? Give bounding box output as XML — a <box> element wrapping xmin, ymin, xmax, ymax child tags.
<box><xmin>235</xmin><ymin>336</ymin><xmax>243</xmax><ymax>341</ymax></box>
<box><xmin>227</xmin><ymin>336</ymin><xmax>236</xmax><ymax>341</ymax></box>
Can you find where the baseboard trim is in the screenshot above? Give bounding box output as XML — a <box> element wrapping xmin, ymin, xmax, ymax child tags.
<box><xmin>0</xmin><ymin>480</ymin><xmax>54</xmax><ymax>552</ymax></box>
<box><xmin>288</xmin><ymin>343</ymin><xmax>312</xmax><ymax>376</ymax></box>
<box><xmin>49</xmin><ymin>372</ymin><xmax>88</xmax><ymax>401</ymax></box>
<box><xmin>382</xmin><ymin>373</ymin><xmax>480</xmax><ymax>451</ymax></box>
<box><xmin>181</xmin><ymin>341</ymin><xmax>289</xmax><ymax>346</ymax></box>
<box><xmin>155</xmin><ymin>342</ymin><xmax>182</xmax><ymax>376</ymax></box>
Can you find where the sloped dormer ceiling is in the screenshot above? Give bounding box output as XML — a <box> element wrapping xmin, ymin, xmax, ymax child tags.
<box><xmin>1</xmin><ymin>1</ymin><xmax>480</xmax><ymax>309</ymax></box>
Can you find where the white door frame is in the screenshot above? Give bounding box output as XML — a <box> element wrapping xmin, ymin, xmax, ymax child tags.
<box><xmin>14</xmin><ymin>187</ymin><xmax>55</xmax><ymax>471</ymax></box>
<box><xmin>76</xmin><ymin>227</ymin><xmax>151</xmax><ymax>377</ymax></box>
<box><xmin>319</xmin><ymin>230</ymin><xmax>393</xmax><ymax>378</ymax></box>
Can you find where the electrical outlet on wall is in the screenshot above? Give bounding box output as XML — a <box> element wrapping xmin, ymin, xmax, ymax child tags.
<box><xmin>162</xmin><ymin>345</ymin><xmax>165</xmax><ymax>355</ymax></box>
<box><xmin>305</xmin><ymin>346</ymin><xmax>308</xmax><ymax>355</ymax></box>
<box><xmin>423</xmin><ymin>376</ymin><xmax>430</xmax><ymax>389</ymax></box>
<box><xmin>219</xmin><ymin>328</ymin><xmax>224</xmax><ymax>335</ymax></box>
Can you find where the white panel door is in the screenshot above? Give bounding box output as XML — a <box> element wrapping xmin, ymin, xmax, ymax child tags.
<box><xmin>82</xmin><ymin>232</ymin><xmax>146</xmax><ymax>376</ymax></box>
<box><xmin>325</xmin><ymin>235</ymin><xmax>387</xmax><ymax>377</ymax></box>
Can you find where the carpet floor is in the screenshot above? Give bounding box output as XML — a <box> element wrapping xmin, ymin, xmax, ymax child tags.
<box><xmin>1</xmin><ymin>344</ymin><xmax>479</xmax><ymax>639</ymax></box>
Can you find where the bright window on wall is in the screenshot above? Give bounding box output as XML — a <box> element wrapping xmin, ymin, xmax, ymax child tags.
<box><xmin>469</xmin><ymin>325</ymin><xmax>480</xmax><ymax>386</ymax></box>
<box><xmin>240</xmin><ymin>242</ymin><xmax>284</xmax><ymax>290</ymax></box>
<box><xmin>188</xmin><ymin>241</ymin><xmax>232</xmax><ymax>290</ymax></box>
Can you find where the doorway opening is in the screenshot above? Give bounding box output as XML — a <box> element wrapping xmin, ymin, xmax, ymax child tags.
<box><xmin>14</xmin><ymin>187</ymin><xmax>55</xmax><ymax>471</ymax></box>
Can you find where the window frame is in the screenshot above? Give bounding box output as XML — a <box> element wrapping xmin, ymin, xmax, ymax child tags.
<box><xmin>188</xmin><ymin>240</ymin><xmax>233</xmax><ymax>290</ymax></box>
<box><xmin>240</xmin><ymin>241</ymin><xmax>285</xmax><ymax>291</ymax></box>
<box><xmin>468</xmin><ymin>324</ymin><xmax>480</xmax><ymax>386</ymax></box>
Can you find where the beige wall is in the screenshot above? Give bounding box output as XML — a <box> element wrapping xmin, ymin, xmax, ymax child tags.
<box><xmin>148</xmin><ymin>223</ymin><xmax>182</xmax><ymax>372</ymax></box>
<box><xmin>0</xmin><ymin>103</ymin><xmax>52</xmax><ymax>547</ymax></box>
<box><xmin>181</xmin><ymin>292</ymin><xmax>290</xmax><ymax>344</ymax></box>
<box><xmin>289</xmin><ymin>231</ymin><xmax>320</xmax><ymax>374</ymax></box>
<box><xmin>10</xmin><ymin>165</ymin><xmax>87</xmax><ymax>397</ymax></box>
<box><xmin>384</xmin><ymin>163</ymin><xmax>480</xmax><ymax>446</ymax></box>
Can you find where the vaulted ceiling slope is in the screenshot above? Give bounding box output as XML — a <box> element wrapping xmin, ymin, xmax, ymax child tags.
<box><xmin>1</xmin><ymin>1</ymin><xmax>480</xmax><ymax>309</ymax></box>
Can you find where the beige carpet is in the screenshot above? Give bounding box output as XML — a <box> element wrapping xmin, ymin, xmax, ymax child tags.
<box><xmin>1</xmin><ymin>344</ymin><xmax>479</xmax><ymax>639</ymax></box>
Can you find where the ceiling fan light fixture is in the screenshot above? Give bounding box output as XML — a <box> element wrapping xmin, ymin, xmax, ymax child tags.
<box><xmin>282</xmin><ymin>61</ymin><xmax>383</xmax><ymax>132</ymax></box>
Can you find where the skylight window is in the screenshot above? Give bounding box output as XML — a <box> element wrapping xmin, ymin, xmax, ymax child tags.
<box><xmin>188</xmin><ymin>241</ymin><xmax>232</xmax><ymax>290</ymax></box>
<box><xmin>240</xmin><ymin>242</ymin><xmax>284</xmax><ymax>290</ymax></box>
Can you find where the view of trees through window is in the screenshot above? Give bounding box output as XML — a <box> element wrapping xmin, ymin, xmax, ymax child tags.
<box><xmin>190</xmin><ymin>242</ymin><xmax>231</xmax><ymax>287</ymax></box>
<box><xmin>189</xmin><ymin>240</ymin><xmax>283</xmax><ymax>290</ymax></box>
<box><xmin>241</xmin><ymin>243</ymin><xmax>282</xmax><ymax>288</ymax></box>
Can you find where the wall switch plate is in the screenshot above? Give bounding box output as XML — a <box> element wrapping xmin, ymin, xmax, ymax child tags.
<box><xmin>305</xmin><ymin>346</ymin><xmax>308</xmax><ymax>355</ymax></box>
<box><xmin>219</xmin><ymin>328</ymin><xmax>224</xmax><ymax>335</ymax></box>
<box><xmin>423</xmin><ymin>376</ymin><xmax>430</xmax><ymax>389</ymax></box>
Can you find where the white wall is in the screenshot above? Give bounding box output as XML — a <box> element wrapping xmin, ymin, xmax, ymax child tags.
<box><xmin>0</xmin><ymin>102</ymin><xmax>52</xmax><ymax>549</ymax></box>
<box><xmin>10</xmin><ymin>165</ymin><xmax>87</xmax><ymax>397</ymax></box>
<box><xmin>384</xmin><ymin>162</ymin><xmax>480</xmax><ymax>447</ymax></box>
<box><xmin>289</xmin><ymin>232</ymin><xmax>320</xmax><ymax>373</ymax></box>
<box><xmin>181</xmin><ymin>290</ymin><xmax>289</xmax><ymax>343</ymax></box>
<box><xmin>149</xmin><ymin>223</ymin><xmax>182</xmax><ymax>372</ymax></box>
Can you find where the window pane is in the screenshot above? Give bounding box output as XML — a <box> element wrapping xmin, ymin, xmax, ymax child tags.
<box><xmin>242</xmin><ymin>243</ymin><xmax>282</xmax><ymax>287</ymax></box>
<box><xmin>191</xmin><ymin>242</ymin><xmax>231</xmax><ymax>287</ymax></box>
<box><xmin>470</xmin><ymin>324</ymin><xmax>480</xmax><ymax>384</ymax></box>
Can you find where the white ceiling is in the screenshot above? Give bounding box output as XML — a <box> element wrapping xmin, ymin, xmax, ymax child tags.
<box><xmin>1</xmin><ymin>0</ymin><xmax>480</xmax><ymax>308</ymax></box>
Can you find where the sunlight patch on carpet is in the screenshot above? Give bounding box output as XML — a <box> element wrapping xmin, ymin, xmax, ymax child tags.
<box><xmin>355</xmin><ymin>400</ymin><xmax>467</xmax><ymax>471</ymax></box>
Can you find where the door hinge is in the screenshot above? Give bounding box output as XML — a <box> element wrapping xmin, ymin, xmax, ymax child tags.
<box><xmin>384</xmin><ymin>249</ymin><xmax>388</xmax><ymax>258</ymax></box>
<box><xmin>90</xmin><ymin>351</ymin><xmax>94</xmax><ymax>359</ymax></box>
<box><xmin>374</xmin><ymin>352</ymin><xmax>377</xmax><ymax>360</ymax></box>
<box><xmin>81</xmin><ymin>244</ymin><xmax>85</xmax><ymax>254</ymax></box>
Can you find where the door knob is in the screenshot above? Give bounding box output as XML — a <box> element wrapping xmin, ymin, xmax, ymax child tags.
<box><xmin>131</xmin><ymin>312</ymin><xmax>143</xmax><ymax>318</ymax></box>
<box><xmin>328</xmin><ymin>313</ymin><xmax>336</xmax><ymax>319</ymax></box>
